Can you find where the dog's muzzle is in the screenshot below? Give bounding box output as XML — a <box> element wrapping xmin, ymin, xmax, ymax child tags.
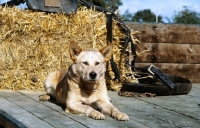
<box><xmin>89</xmin><ymin>72</ymin><xmax>97</xmax><ymax>80</ymax></box>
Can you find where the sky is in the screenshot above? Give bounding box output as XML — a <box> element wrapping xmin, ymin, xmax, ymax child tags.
<box><xmin>119</xmin><ymin>0</ymin><xmax>200</xmax><ymax>23</ymax></box>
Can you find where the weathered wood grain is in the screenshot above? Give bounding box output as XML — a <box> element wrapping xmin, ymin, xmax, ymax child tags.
<box><xmin>188</xmin><ymin>84</ymin><xmax>200</xmax><ymax>98</ymax></box>
<box><xmin>126</xmin><ymin>23</ymin><xmax>200</xmax><ymax>82</ymax></box>
<box><xmin>0</xmin><ymin>90</ymin><xmax>85</xmax><ymax>128</ymax></box>
<box><xmin>0</xmin><ymin>92</ymin><xmax>53</xmax><ymax>128</ymax></box>
<box><xmin>18</xmin><ymin>90</ymin><xmax>149</xmax><ymax>128</ymax></box>
<box><xmin>135</xmin><ymin>63</ymin><xmax>200</xmax><ymax>83</ymax></box>
<box><xmin>1</xmin><ymin>87</ymin><xmax>200</xmax><ymax>128</ymax></box>
<box><xmin>109</xmin><ymin>90</ymin><xmax>200</xmax><ymax>128</ymax></box>
<box><xmin>135</xmin><ymin>43</ymin><xmax>200</xmax><ymax>63</ymax></box>
<box><xmin>127</xmin><ymin>23</ymin><xmax>200</xmax><ymax>43</ymax></box>
<box><xmin>137</xmin><ymin>95</ymin><xmax>200</xmax><ymax>121</ymax></box>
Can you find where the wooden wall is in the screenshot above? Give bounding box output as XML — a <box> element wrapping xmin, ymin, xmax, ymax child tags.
<box><xmin>126</xmin><ymin>23</ymin><xmax>200</xmax><ymax>83</ymax></box>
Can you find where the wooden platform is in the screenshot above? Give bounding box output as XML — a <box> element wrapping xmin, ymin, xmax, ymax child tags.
<box><xmin>0</xmin><ymin>84</ymin><xmax>200</xmax><ymax>128</ymax></box>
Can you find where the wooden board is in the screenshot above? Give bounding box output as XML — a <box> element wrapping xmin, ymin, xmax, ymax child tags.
<box><xmin>126</xmin><ymin>23</ymin><xmax>200</xmax><ymax>82</ymax></box>
<box><xmin>127</xmin><ymin>23</ymin><xmax>200</xmax><ymax>43</ymax></box>
<box><xmin>1</xmin><ymin>88</ymin><xmax>200</xmax><ymax>127</ymax></box>
<box><xmin>135</xmin><ymin>43</ymin><xmax>200</xmax><ymax>63</ymax></box>
<box><xmin>135</xmin><ymin>63</ymin><xmax>200</xmax><ymax>83</ymax></box>
<box><xmin>136</xmin><ymin>85</ymin><xmax>200</xmax><ymax>122</ymax></box>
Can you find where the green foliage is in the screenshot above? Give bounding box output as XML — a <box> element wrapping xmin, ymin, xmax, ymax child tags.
<box><xmin>173</xmin><ymin>6</ymin><xmax>200</xmax><ymax>24</ymax></box>
<box><xmin>84</xmin><ymin>0</ymin><xmax>122</xmax><ymax>11</ymax></box>
<box><xmin>132</xmin><ymin>9</ymin><xmax>163</xmax><ymax>23</ymax></box>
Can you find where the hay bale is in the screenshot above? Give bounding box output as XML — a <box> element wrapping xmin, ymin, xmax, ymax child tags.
<box><xmin>0</xmin><ymin>6</ymin><xmax>137</xmax><ymax>91</ymax></box>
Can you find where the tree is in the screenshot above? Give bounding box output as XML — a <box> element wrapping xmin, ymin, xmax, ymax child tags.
<box><xmin>84</xmin><ymin>0</ymin><xmax>122</xmax><ymax>11</ymax></box>
<box><xmin>173</xmin><ymin>6</ymin><xmax>200</xmax><ymax>24</ymax></box>
<box><xmin>122</xmin><ymin>9</ymin><xmax>133</xmax><ymax>21</ymax></box>
<box><xmin>164</xmin><ymin>17</ymin><xmax>172</xmax><ymax>24</ymax></box>
<box><xmin>132</xmin><ymin>9</ymin><xmax>164</xmax><ymax>23</ymax></box>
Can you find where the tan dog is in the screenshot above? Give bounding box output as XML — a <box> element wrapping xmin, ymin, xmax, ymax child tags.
<box><xmin>39</xmin><ymin>41</ymin><xmax>129</xmax><ymax>121</ymax></box>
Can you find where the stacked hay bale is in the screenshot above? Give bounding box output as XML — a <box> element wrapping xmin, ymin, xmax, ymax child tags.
<box><xmin>0</xmin><ymin>6</ymin><xmax>137</xmax><ymax>91</ymax></box>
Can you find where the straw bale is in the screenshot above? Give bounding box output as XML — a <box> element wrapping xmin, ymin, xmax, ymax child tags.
<box><xmin>0</xmin><ymin>6</ymin><xmax>137</xmax><ymax>91</ymax></box>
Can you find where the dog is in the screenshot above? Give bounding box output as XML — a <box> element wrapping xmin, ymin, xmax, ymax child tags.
<box><xmin>39</xmin><ymin>41</ymin><xmax>129</xmax><ymax>121</ymax></box>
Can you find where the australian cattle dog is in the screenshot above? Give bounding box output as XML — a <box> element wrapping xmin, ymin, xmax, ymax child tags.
<box><xmin>39</xmin><ymin>41</ymin><xmax>129</xmax><ymax>121</ymax></box>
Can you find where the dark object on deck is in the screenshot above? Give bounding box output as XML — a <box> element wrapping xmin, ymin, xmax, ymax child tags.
<box><xmin>121</xmin><ymin>73</ymin><xmax>192</xmax><ymax>96</ymax></box>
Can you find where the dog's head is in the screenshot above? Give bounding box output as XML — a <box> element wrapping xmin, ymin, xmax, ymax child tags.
<box><xmin>69</xmin><ymin>41</ymin><xmax>112</xmax><ymax>83</ymax></box>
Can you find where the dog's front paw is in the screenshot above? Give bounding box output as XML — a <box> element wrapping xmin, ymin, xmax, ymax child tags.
<box><xmin>112</xmin><ymin>111</ymin><xmax>129</xmax><ymax>121</ymax></box>
<box><xmin>90</xmin><ymin>110</ymin><xmax>105</xmax><ymax>120</ymax></box>
<box><xmin>39</xmin><ymin>94</ymin><xmax>50</xmax><ymax>101</ymax></box>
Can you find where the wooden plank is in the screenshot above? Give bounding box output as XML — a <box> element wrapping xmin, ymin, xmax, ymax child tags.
<box><xmin>1</xmin><ymin>89</ymin><xmax>200</xmax><ymax>127</ymax></box>
<box><xmin>18</xmin><ymin>90</ymin><xmax>149</xmax><ymax>128</ymax></box>
<box><xmin>135</xmin><ymin>63</ymin><xmax>200</xmax><ymax>83</ymax></box>
<box><xmin>126</xmin><ymin>23</ymin><xmax>200</xmax><ymax>43</ymax></box>
<box><xmin>188</xmin><ymin>84</ymin><xmax>200</xmax><ymax>98</ymax></box>
<box><xmin>0</xmin><ymin>90</ymin><xmax>85</xmax><ymax>128</ymax></box>
<box><xmin>136</xmin><ymin>93</ymin><xmax>200</xmax><ymax>122</ymax></box>
<box><xmin>0</xmin><ymin>109</ymin><xmax>27</xmax><ymax>128</ymax></box>
<box><xmin>135</xmin><ymin>43</ymin><xmax>200</xmax><ymax>63</ymax></box>
<box><xmin>109</xmin><ymin>91</ymin><xmax>200</xmax><ymax>128</ymax></box>
<box><xmin>107</xmin><ymin>92</ymin><xmax>178</xmax><ymax>128</ymax></box>
<box><xmin>175</xmin><ymin>84</ymin><xmax>200</xmax><ymax>104</ymax></box>
<box><xmin>0</xmin><ymin>91</ymin><xmax>54</xmax><ymax>128</ymax></box>
<box><xmin>125</xmin><ymin>23</ymin><xmax>200</xmax><ymax>83</ymax></box>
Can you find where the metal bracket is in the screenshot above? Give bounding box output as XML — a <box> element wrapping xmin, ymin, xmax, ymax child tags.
<box><xmin>147</xmin><ymin>64</ymin><xmax>155</xmax><ymax>75</ymax></box>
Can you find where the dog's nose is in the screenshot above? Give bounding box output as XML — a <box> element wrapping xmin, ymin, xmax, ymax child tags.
<box><xmin>89</xmin><ymin>72</ymin><xmax>97</xmax><ymax>79</ymax></box>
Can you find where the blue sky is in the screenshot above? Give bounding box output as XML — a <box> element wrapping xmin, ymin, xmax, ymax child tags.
<box><xmin>119</xmin><ymin>0</ymin><xmax>200</xmax><ymax>22</ymax></box>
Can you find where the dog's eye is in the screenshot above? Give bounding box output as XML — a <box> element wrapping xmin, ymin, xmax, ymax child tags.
<box><xmin>95</xmin><ymin>62</ymin><xmax>100</xmax><ymax>66</ymax></box>
<box><xmin>82</xmin><ymin>62</ymin><xmax>88</xmax><ymax>65</ymax></box>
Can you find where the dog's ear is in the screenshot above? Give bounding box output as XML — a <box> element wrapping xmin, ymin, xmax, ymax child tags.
<box><xmin>69</xmin><ymin>41</ymin><xmax>82</xmax><ymax>62</ymax></box>
<box><xmin>99</xmin><ymin>44</ymin><xmax>113</xmax><ymax>62</ymax></box>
